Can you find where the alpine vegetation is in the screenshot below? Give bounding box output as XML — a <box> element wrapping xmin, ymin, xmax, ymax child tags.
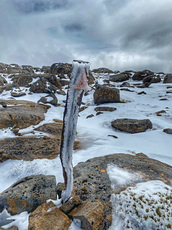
<box><xmin>60</xmin><ymin>60</ymin><xmax>90</xmax><ymax>203</ymax></box>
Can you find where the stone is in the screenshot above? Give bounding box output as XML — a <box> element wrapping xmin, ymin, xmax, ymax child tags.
<box><xmin>38</xmin><ymin>93</ymin><xmax>58</xmax><ymax>106</ymax></box>
<box><xmin>34</xmin><ymin>121</ymin><xmax>63</xmax><ymax>137</ymax></box>
<box><xmin>109</xmin><ymin>73</ymin><xmax>129</xmax><ymax>82</ymax></box>
<box><xmin>143</xmin><ymin>75</ymin><xmax>161</xmax><ymax>87</ymax></box>
<box><xmin>28</xmin><ymin>202</ymin><xmax>71</xmax><ymax>230</ymax></box>
<box><xmin>11</xmin><ymin>92</ymin><xmax>26</xmax><ymax>97</ymax></box>
<box><xmin>0</xmin><ymin>76</ymin><xmax>7</xmax><ymax>86</ymax></box>
<box><xmin>163</xmin><ymin>74</ymin><xmax>172</xmax><ymax>83</ymax></box>
<box><xmin>59</xmin><ymin>79</ymin><xmax>70</xmax><ymax>86</ymax></box>
<box><xmin>0</xmin><ymin>100</ymin><xmax>49</xmax><ymax>129</ymax></box>
<box><xmin>94</xmin><ymin>85</ymin><xmax>120</xmax><ymax>105</ymax></box>
<box><xmin>69</xmin><ymin>201</ymin><xmax>104</xmax><ymax>230</ymax></box>
<box><xmin>9</xmin><ymin>74</ymin><xmax>34</xmax><ymax>87</ymax></box>
<box><xmin>0</xmin><ymin>136</ymin><xmax>60</xmax><ymax>162</ymax></box>
<box><xmin>155</xmin><ymin>110</ymin><xmax>166</xmax><ymax>116</ymax></box>
<box><xmin>29</xmin><ymin>78</ymin><xmax>49</xmax><ymax>93</ymax></box>
<box><xmin>132</xmin><ymin>70</ymin><xmax>153</xmax><ymax>81</ymax></box>
<box><xmin>21</xmin><ymin>65</ymin><xmax>34</xmax><ymax>74</ymax></box>
<box><xmin>50</xmin><ymin>63</ymin><xmax>72</xmax><ymax>76</ymax></box>
<box><xmin>111</xmin><ymin>118</ymin><xmax>152</xmax><ymax>133</ymax></box>
<box><xmin>59</xmin><ymin>196</ymin><xmax>81</xmax><ymax>215</ymax></box>
<box><xmin>95</xmin><ymin>107</ymin><xmax>116</xmax><ymax>112</ymax></box>
<box><xmin>0</xmin><ymin>226</ymin><xmax>18</xmax><ymax>230</ymax></box>
<box><xmin>92</xmin><ymin>68</ymin><xmax>114</xmax><ymax>74</ymax></box>
<box><xmin>44</xmin><ymin>75</ymin><xmax>62</xmax><ymax>90</ymax></box>
<box><xmin>163</xmin><ymin>128</ymin><xmax>172</xmax><ymax>134</ymax></box>
<box><xmin>0</xmin><ymin>175</ymin><xmax>57</xmax><ymax>215</ymax></box>
<box><xmin>120</xmin><ymin>82</ymin><xmax>131</xmax><ymax>87</ymax></box>
<box><xmin>41</xmin><ymin>66</ymin><xmax>51</xmax><ymax>73</ymax></box>
<box><xmin>86</xmin><ymin>114</ymin><xmax>94</xmax><ymax>119</ymax></box>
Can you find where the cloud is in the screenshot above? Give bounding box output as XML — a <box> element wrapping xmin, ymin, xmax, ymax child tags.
<box><xmin>0</xmin><ymin>0</ymin><xmax>172</xmax><ymax>72</ymax></box>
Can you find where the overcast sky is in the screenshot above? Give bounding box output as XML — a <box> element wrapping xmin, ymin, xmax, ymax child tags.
<box><xmin>0</xmin><ymin>0</ymin><xmax>172</xmax><ymax>72</ymax></box>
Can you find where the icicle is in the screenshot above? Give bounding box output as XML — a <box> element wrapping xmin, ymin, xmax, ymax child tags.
<box><xmin>60</xmin><ymin>60</ymin><xmax>90</xmax><ymax>203</ymax></box>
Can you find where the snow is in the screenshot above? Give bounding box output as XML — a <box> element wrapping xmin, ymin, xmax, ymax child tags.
<box><xmin>0</xmin><ymin>71</ymin><xmax>172</xmax><ymax>229</ymax></box>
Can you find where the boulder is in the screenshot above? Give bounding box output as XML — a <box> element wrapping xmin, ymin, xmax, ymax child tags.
<box><xmin>0</xmin><ymin>175</ymin><xmax>57</xmax><ymax>215</ymax></box>
<box><xmin>50</xmin><ymin>63</ymin><xmax>72</xmax><ymax>76</ymax></box>
<box><xmin>0</xmin><ymin>100</ymin><xmax>49</xmax><ymax>129</ymax></box>
<box><xmin>111</xmin><ymin>118</ymin><xmax>152</xmax><ymax>133</ymax></box>
<box><xmin>28</xmin><ymin>202</ymin><xmax>71</xmax><ymax>230</ymax></box>
<box><xmin>88</xmin><ymin>70</ymin><xmax>95</xmax><ymax>84</ymax></box>
<box><xmin>38</xmin><ymin>93</ymin><xmax>58</xmax><ymax>106</ymax></box>
<box><xmin>69</xmin><ymin>201</ymin><xmax>104</xmax><ymax>230</ymax></box>
<box><xmin>29</xmin><ymin>78</ymin><xmax>50</xmax><ymax>93</ymax></box>
<box><xmin>0</xmin><ymin>136</ymin><xmax>61</xmax><ymax>162</ymax></box>
<box><xmin>163</xmin><ymin>128</ymin><xmax>172</xmax><ymax>134</ymax></box>
<box><xmin>21</xmin><ymin>65</ymin><xmax>34</xmax><ymax>74</ymax></box>
<box><xmin>11</xmin><ymin>92</ymin><xmax>26</xmax><ymax>97</ymax></box>
<box><xmin>0</xmin><ymin>76</ymin><xmax>7</xmax><ymax>86</ymax></box>
<box><xmin>109</xmin><ymin>73</ymin><xmax>129</xmax><ymax>82</ymax></box>
<box><xmin>94</xmin><ymin>85</ymin><xmax>120</xmax><ymax>105</ymax></box>
<box><xmin>59</xmin><ymin>196</ymin><xmax>81</xmax><ymax>215</ymax></box>
<box><xmin>44</xmin><ymin>75</ymin><xmax>62</xmax><ymax>90</ymax></box>
<box><xmin>41</xmin><ymin>66</ymin><xmax>51</xmax><ymax>73</ymax></box>
<box><xmin>9</xmin><ymin>74</ymin><xmax>34</xmax><ymax>87</ymax></box>
<box><xmin>73</xmin><ymin>153</ymin><xmax>172</xmax><ymax>228</ymax></box>
<box><xmin>94</xmin><ymin>107</ymin><xmax>116</xmax><ymax>112</ymax></box>
<box><xmin>34</xmin><ymin>121</ymin><xmax>63</xmax><ymax>136</ymax></box>
<box><xmin>92</xmin><ymin>68</ymin><xmax>114</xmax><ymax>74</ymax></box>
<box><xmin>163</xmin><ymin>74</ymin><xmax>172</xmax><ymax>83</ymax></box>
<box><xmin>132</xmin><ymin>70</ymin><xmax>153</xmax><ymax>81</ymax></box>
<box><xmin>143</xmin><ymin>75</ymin><xmax>161</xmax><ymax>87</ymax></box>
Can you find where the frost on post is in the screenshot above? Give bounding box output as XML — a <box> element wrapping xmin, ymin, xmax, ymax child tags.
<box><xmin>60</xmin><ymin>60</ymin><xmax>90</xmax><ymax>203</ymax></box>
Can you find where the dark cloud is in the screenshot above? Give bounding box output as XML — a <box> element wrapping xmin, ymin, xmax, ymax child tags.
<box><xmin>0</xmin><ymin>0</ymin><xmax>172</xmax><ymax>72</ymax></box>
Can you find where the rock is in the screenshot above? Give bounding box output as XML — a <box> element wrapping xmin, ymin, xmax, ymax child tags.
<box><xmin>86</xmin><ymin>114</ymin><xmax>94</xmax><ymax>119</ymax></box>
<box><xmin>0</xmin><ymin>226</ymin><xmax>18</xmax><ymax>230</ymax></box>
<box><xmin>69</xmin><ymin>201</ymin><xmax>104</xmax><ymax>230</ymax></box>
<box><xmin>143</xmin><ymin>75</ymin><xmax>161</xmax><ymax>87</ymax></box>
<box><xmin>163</xmin><ymin>74</ymin><xmax>172</xmax><ymax>83</ymax></box>
<box><xmin>73</xmin><ymin>153</ymin><xmax>172</xmax><ymax>228</ymax></box>
<box><xmin>44</xmin><ymin>75</ymin><xmax>62</xmax><ymax>90</ymax></box>
<box><xmin>88</xmin><ymin>70</ymin><xmax>95</xmax><ymax>84</ymax></box>
<box><xmin>0</xmin><ymin>100</ymin><xmax>49</xmax><ymax>129</ymax></box>
<box><xmin>163</xmin><ymin>128</ymin><xmax>172</xmax><ymax>134</ymax></box>
<box><xmin>92</xmin><ymin>68</ymin><xmax>114</xmax><ymax>74</ymax></box>
<box><xmin>38</xmin><ymin>93</ymin><xmax>58</xmax><ymax>106</ymax></box>
<box><xmin>59</xmin><ymin>79</ymin><xmax>70</xmax><ymax>86</ymax></box>
<box><xmin>34</xmin><ymin>121</ymin><xmax>63</xmax><ymax>137</ymax></box>
<box><xmin>0</xmin><ymin>175</ymin><xmax>56</xmax><ymax>215</ymax></box>
<box><xmin>0</xmin><ymin>135</ymin><xmax>61</xmax><ymax>162</ymax></box>
<box><xmin>94</xmin><ymin>107</ymin><xmax>116</xmax><ymax>112</ymax></box>
<box><xmin>0</xmin><ymin>76</ymin><xmax>7</xmax><ymax>86</ymax></box>
<box><xmin>50</xmin><ymin>63</ymin><xmax>72</xmax><ymax>76</ymax></box>
<box><xmin>9</xmin><ymin>74</ymin><xmax>34</xmax><ymax>87</ymax></box>
<box><xmin>120</xmin><ymin>82</ymin><xmax>131</xmax><ymax>87</ymax></box>
<box><xmin>94</xmin><ymin>85</ymin><xmax>120</xmax><ymax>105</ymax></box>
<box><xmin>137</xmin><ymin>91</ymin><xmax>146</xmax><ymax>95</ymax></box>
<box><xmin>0</xmin><ymin>64</ymin><xmax>22</xmax><ymax>74</ymax></box>
<box><xmin>29</xmin><ymin>78</ymin><xmax>50</xmax><ymax>93</ymax></box>
<box><xmin>155</xmin><ymin>110</ymin><xmax>166</xmax><ymax>116</ymax></box>
<box><xmin>59</xmin><ymin>196</ymin><xmax>81</xmax><ymax>215</ymax></box>
<box><xmin>111</xmin><ymin>118</ymin><xmax>152</xmax><ymax>133</ymax></box>
<box><xmin>109</xmin><ymin>73</ymin><xmax>129</xmax><ymax>82</ymax></box>
<box><xmin>11</xmin><ymin>92</ymin><xmax>26</xmax><ymax>97</ymax></box>
<box><xmin>166</xmin><ymin>90</ymin><xmax>172</xmax><ymax>93</ymax></box>
<box><xmin>132</xmin><ymin>70</ymin><xmax>153</xmax><ymax>81</ymax></box>
<box><xmin>28</xmin><ymin>202</ymin><xmax>71</xmax><ymax>230</ymax></box>
<box><xmin>41</xmin><ymin>66</ymin><xmax>51</xmax><ymax>73</ymax></box>
<box><xmin>21</xmin><ymin>65</ymin><xmax>34</xmax><ymax>74</ymax></box>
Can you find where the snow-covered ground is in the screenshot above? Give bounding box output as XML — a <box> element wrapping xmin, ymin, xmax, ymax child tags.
<box><xmin>0</xmin><ymin>72</ymin><xmax>172</xmax><ymax>229</ymax></box>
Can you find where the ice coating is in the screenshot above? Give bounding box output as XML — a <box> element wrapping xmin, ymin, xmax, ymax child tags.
<box><xmin>60</xmin><ymin>60</ymin><xmax>90</xmax><ymax>203</ymax></box>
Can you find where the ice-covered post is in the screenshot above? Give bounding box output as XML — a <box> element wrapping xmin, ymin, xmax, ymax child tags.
<box><xmin>60</xmin><ymin>60</ymin><xmax>90</xmax><ymax>203</ymax></box>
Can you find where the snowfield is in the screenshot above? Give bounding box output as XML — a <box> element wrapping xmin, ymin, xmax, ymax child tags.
<box><xmin>0</xmin><ymin>71</ymin><xmax>172</xmax><ymax>229</ymax></box>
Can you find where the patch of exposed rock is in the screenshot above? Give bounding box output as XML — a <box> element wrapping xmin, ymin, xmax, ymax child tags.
<box><xmin>0</xmin><ymin>100</ymin><xmax>49</xmax><ymax>129</ymax></box>
<box><xmin>132</xmin><ymin>70</ymin><xmax>154</xmax><ymax>81</ymax></box>
<box><xmin>92</xmin><ymin>68</ymin><xmax>114</xmax><ymax>74</ymax></box>
<box><xmin>72</xmin><ymin>153</ymin><xmax>172</xmax><ymax>229</ymax></box>
<box><xmin>0</xmin><ymin>175</ymin><xmax>56</xmax><ymax>215</ymax></box>
<box><xmin>94</xmin><ymin>107</ymin><xmax>116</xmax><ymax>112</ymax></box>
<box><xmin>111</xmin><ymin>118</ymin><xmax>152</xmax><ymax>133</ymax></box>
<box><xmin>94</xmin><ymin>85</ymin><xmax>120</xmax><ymax>105</ymax></box>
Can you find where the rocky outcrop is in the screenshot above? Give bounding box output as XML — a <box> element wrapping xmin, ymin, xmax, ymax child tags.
<box><xmin>94</xmin><ymin>85</ymin><xmax>120</xmax><ymax>104</ymax></box>
<box><xmin>163</xmin><ymin>74</ymin><xmax>172</xmax><ymax>83</ymax></box>
<box><xmin>111</xmin><ymin>118</ymin><xmax>152</xmax><ymax>133</ymax></box>
<box><xmin>28</xmin><ymin>202</ymin><xmax>71</xmax><ymax>230</ymax></box>
<box><xmin>0</xmin><ymin>175</ymin><xmax>56</xmax><ymax>215</ymax></box>
<box><xmin>0</xmin><ymin>100</ymin><xmax>49</xmax><ymax>129</ymax></box>
<box><xmin>109</xmin><ymin>73</ymin><xmax>130</xmax><ymax>82</ymax></box>
<box><xmin>72</xmin><ymin>153</ymin><xmax>172</xmax><ymax>229</ymax></box>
